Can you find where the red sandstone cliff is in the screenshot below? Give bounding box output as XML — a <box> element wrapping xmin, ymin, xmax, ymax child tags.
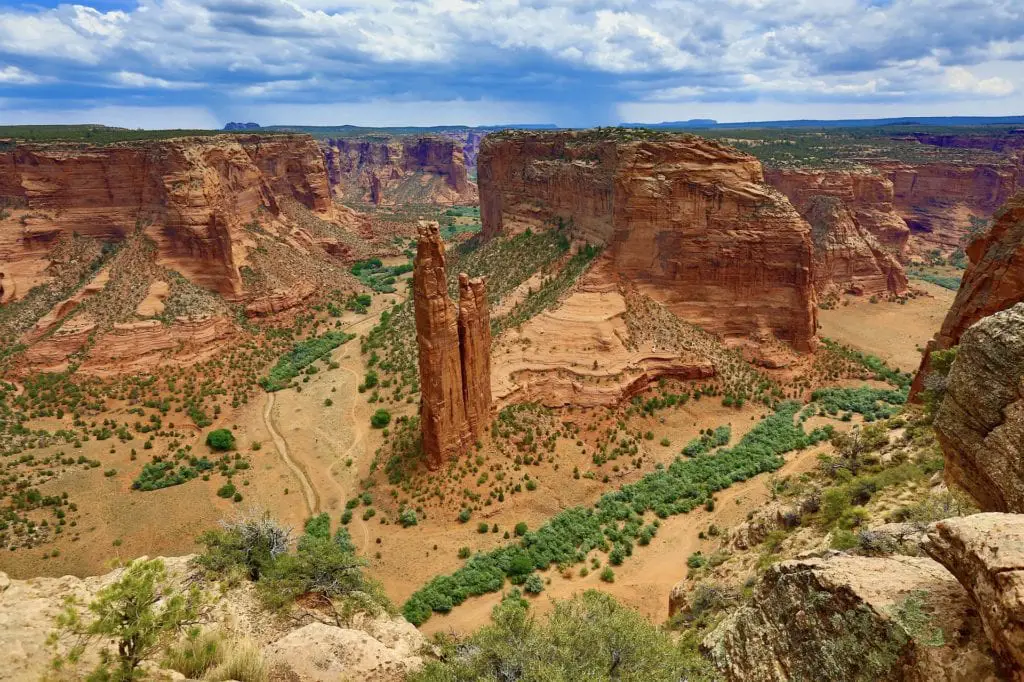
<box><xmin>872</xmin><ymin>161</ymin><xmax>1019</xmax><ymax>255</ymax></box>
<box><xmin>479</xmin><ymin>130</ymin><xmax>817</xmax><ymax>351</ymax></box>
<box><xmin>766</xmin><ymin>169</ymin><xmax>909</xmax><ymax>297</ymax></box>
<box><xmin>0</xmin><ymin>134</ymin><xmax>337</xmax><ymax>299</ymax></box>
<box><xmin>0</xmin><ymin>134</ymin><xmax>368</xmax><ymax>374</ymax></box>
<box><xmin>458</xmin><ymin>273</ymin><xmax>491</xmax><ymax>440</ymax></box>
<box><xmin>910</xmin><ymin>188</ymin><xmax>1024</xmax><ymax>398</ymax></box>
<box><xmin>323</xmin><ymin>137</ymin><xmax>478</xmax><ymax>206</ymax></box>
<box><xmin>414</xmin><ymin>223</ymin><xmax>491</xmax><ymax>468</ymax></box>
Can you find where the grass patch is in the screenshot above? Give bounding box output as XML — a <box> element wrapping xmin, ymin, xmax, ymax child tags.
<box><xmin>260</xmin><ymin>331</ymin><xmax>355</xmax><ymax>391</ymax></box>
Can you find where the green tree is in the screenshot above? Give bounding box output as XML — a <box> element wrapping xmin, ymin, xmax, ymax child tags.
<box><xmin>205</xmin><ymin>429</ymin><xmax>235</xmax><ymax>451</ymax></box>
<box><xmin>370</xmin><ymin>409</ymin><xmax>391</xmax><ymax>428</ymax></box>
<box><xmin>49</xmin><ymin>559</ymin><xmax>204</xmax><ymax>680</ymax></box>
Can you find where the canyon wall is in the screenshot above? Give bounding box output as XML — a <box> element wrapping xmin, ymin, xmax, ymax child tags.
<box><xmin>0</xmin><ymin>134</ymin><xmax>335</xmax><ymax>299</ymax></box>
<box><xmin>414</xmin><ymin>223</ymin><xmax>491</xmax><ymax>468</ymax></box>
<box><xmin>872</xmin><ymin>161</ymin><xmax>1019</xmax><ymax>255</ymax></box>
<box><xmin>911</xmin><ymin>188</ymin><xmax>1024</xmax><ymax>398</ymax></box>
<box><xmin>322</xmin><ymin>136</ymin><xmax>477</xmax><ymax>206</ymax></box>
<box><xmin>766</xmin><ymin>169</ymin><xmax>909</xmax><ymax>298</ymax></box>
<box><xmin>479</xmin><ymin>131</ymin><xmax>817</xmax><ymax>351</ymax></box>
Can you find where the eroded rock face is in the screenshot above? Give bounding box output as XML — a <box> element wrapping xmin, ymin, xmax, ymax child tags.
<box><xmin>766</xmin><ymin>169</ymin><xmax>909</xmax><ymax>297</ymax></box>
<box><xmin>704</xmin><ymin>554</ymin><xmax>999</xmax><ymax>682</ymax></box>
<box><xmin>479</xmin><ymin>131</ymin><xmax>817</xmax><ymax>351</ymax></box>
<box><xmin>925</xmin><ymin>513</ymin><xmax>1024</xmax><ymax>678</ymax></box>
<box><xmin>323</xmin><ymin>136</ymin><xmax>478</xmax><ymax>206</ymax></box>
<box><xmin>0</xmin><ymin>134</ymin><xmax>335</xmax><ymax>299</ymax></box>
<box><xmin>911</xmin><ymin>189</ymin><xmax>1024</xmax><ymax>400</ymax></box>
<box><xmin>933</xmin><ymin>304</ymin><xmax>1024</xmax><ymax>512</ymax></box>
<box><xmin>874</xmin><ymin>161</ymin><xmax>1019</xmax><ymax>255</ymax></box>
<box><xmin>458</xmin><ymin>273</ymin><xmax>492</xmax><ymax>439</ymax></box>
<box><xmin>414</xmin><ymin>223</ymin><xmax>491</xmax><ymax>467</ymax></box>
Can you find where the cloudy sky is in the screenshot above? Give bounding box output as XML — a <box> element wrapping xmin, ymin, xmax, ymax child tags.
<box><xmin>0</xmin><ymin>0</ymin><xmax>1022</xmax><ymax>128</ymax></box>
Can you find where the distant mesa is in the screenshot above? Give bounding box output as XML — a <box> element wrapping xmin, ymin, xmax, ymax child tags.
<box><xmin>223</xmin><ymin>122</ymin><xmax>261</xmax><ymax>131</ymax></box>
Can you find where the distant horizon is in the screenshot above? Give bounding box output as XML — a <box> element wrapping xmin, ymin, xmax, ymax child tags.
<box><xmin>6</xmin><ymin>114</ymin><xmax>1024</xmax><ymax>133</ymax></box>
<box><xmin>2</xmin><ymin>1</ymin><xmax>1023</xmax><ymax>130</ymax></box>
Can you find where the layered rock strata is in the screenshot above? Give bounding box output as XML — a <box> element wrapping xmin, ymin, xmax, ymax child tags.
<box><xmin>479</xmin><ymin>131</ymin><xmax>817</xmax><ymax>351</ymax></box>
<box><xmin>322</xmin><ymin>137</ymin><xmax>477</xmax><ymax>206</ymax></box>
<box><xmin>933</xmin><ymin>303</ymin><xmax>1024</xmax><ymax>512</ymax></box>
<box><xmin>925</xmin><ymin>513</ymin><xmax>1024</xmax><ymax>678</ymax></box>
<box><xmin>911</xmin><ymin>189</ymin><xmax>1024</xmax><ymax>399</ymax></box>
<box><xmin>414</xmin><ymin>223</ymin><xmax>491</xmax><ymax>467</ymax></box>
<box><xmin>873</xmin><ymin>161</ymin><xmax>1019</xmax><ymax>255</ymax></box>
<box><xmin>0</xmin><ymin>134</ymin><xmax>335</xmax><ymax>300</ymax></box>
<box><xmin>766</xmin><ymin>169</ymin><xmax>909</xmax><ymax>297</ymax></box>
<box><xmin>704</xmin><ymin>553</ymin><xmax>999</xmax><ymax>681</ymax></box>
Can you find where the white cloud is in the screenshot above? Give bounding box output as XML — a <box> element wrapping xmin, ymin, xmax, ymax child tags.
<box><xmin>114</xmin><ymin>71</ymin><xmax>202</xmax><ymax>89</ymax></box>
<box><xmin>0</xmin><ymin>66</ymin><xmax>43</xmax><ymax>84</ymax></box>
<box><xmin>943</xmin><ymin>66</ymin><xmax>1015</xmax><ymax>96</ymax></box>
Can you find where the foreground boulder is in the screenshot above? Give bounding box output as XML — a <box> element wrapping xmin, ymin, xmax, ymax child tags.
<box><xmin>704</xmin><ymin>554</ymin><xmax>998</xmax><ymax>681</ymax></box>
<box><xmin>934</xmin><ymin>303</ymin><xmax>1024</xmax><ymax>512</ymax></box>
<box><xmin>926</xmin><ymin>513</ymin><xmax>1024</xmax><ymax>677</ymax></box>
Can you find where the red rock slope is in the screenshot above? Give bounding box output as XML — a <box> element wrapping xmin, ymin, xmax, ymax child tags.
<box><xmin>766</xmin><ymin>168</ymin><xmax>908</xmax><ymax>298</ymax></box>
<box><xmin>478</xmin><ymin>130</ymin><xmax>817</xmax><ymax>351</ymax></box>
<box><xmin>910</xmin><ymin>188</ymin><xmax>1024</xmax><ymax>399</ymax></box>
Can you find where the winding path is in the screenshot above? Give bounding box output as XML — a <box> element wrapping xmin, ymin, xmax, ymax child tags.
<box><xmin>263</xmin><ymin>391</ymin><xmax>320</xmax><ymax>516</ymax></box>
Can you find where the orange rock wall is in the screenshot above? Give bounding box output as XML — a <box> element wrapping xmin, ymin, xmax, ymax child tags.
<box><xmin>766</xmin><ymin>169</ymin><xmax>909</xmax><ymax>297</ymax></box>
<box><xmin>874</xmin><ymin>162</ymin><xmax>1019</xmax><ymax>254</ymax></box>
<box><xmin>910</xmin><ymin>189</ymin><xmax>1024</xmax><ymax>399</ymax></box>
<box><xmin>0</xmin><ymin>135</ymin><xmax>334</xmax><ymax>299</ymax></box>
<box><xmin>323</xmin><ymin>137</ymin><xmax>477</xmax><ymax>205</ymax></box>
<box><xmin>479</xmin><ymin>132</ymin><xmax>817</xmax><ymax>351</ymax></box>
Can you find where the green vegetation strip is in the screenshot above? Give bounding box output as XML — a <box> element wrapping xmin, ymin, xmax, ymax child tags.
<box><xmin>402</xmin><ymin>401</ymin><xmax>832</xmax><ymax>626</ymax></box>
<box><xmin>820</xmin><ymin>337</ymin><xmax>912</xmax><ymax>389</ymax></box>
<box><xmin>907</xmin><ymin>268</ymin><xmax>962</xmax><ymax>291</ymax></box>
<box><xmin>260</xmin><ymin>331</ymin><xmax>355</xmax><ymax>391</ymax></box>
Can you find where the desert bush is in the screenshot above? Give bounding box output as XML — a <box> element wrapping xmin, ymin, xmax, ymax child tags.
<box><xmin>194</xmin><ymin>510</ymin><xmax>292</xmax><ymax>581</ymax></box>
<box><xmin>206</xmin><ymin>429</ymin><xmax>235</xmax><ymax>451</ymax></box>
<box><xmin>49</xmin><ymin>558</ymin><xmax>204</xmax><ymax>680</ymax></box>
<box><xmin>370</xmin><ymin>409</ymin><xmax>391</xmax><ymax>428</ymax></box>
<box><xmin>411</xmin><ymin>591</ymin><xmax>715</xmax><ymax>681</ymax></box>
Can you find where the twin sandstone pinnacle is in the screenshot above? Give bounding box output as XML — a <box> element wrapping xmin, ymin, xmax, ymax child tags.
<box><xmin>413</xmin><ymin>223</ymin><xmax>492</xmax><ymax>469</ymax></box>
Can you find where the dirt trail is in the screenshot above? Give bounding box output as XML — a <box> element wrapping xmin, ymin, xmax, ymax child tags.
<box><xmin>263</xmin><ymin>391</ymin><xmax>319</xmax><ymax>516</ymax></box>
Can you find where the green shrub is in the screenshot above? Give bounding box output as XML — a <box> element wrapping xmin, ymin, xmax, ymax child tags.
<box><xmin>514</xmin><ymin>521</ymin><xmax>528</xmax><ymax>537</ymax></box>
<box><xmin>370</xmin><ymin>409</ymin><xmax>391</xmax><ymax>429</ymax></box>
<box><xmin>524</xmin><ymin>574</ymin><xmax>544</xmax><ymax>595</ymax></box>
<box><xmin>206</xmin><ymin>429</ymin><xmax>235</xmax><ymax>451</ymax></box>
<box><xmin>600</xmin><ymin>567</ymin><xmax>615</xmax><ymax>583</ymax></box>
<box><xmin>399</xmin><ymin>508</ymin><xmax>418</xmax><ymax>528</ymax></box>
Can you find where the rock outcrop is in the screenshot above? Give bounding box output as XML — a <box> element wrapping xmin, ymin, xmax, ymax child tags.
<box><xmin>323</xmin><ymin>136</ymin><xmax>478</xmax><ymax>206</ymax></box>
<box><xmin>0</xmin><ymin>556</ymin><xmax>426</xmax><ymax>682</ymax></box>
<box><xmin>705</xmin><ymin>553</ymin><xmax>999</xmax><ymax>682</ymax></box>
<box><xmin>0</xmin><ymin>134</ymin><xmax>336</xmax><ymax>299</ymax></box>
<box><xmin>911</xmin><ymin>189</ymin><xmax>1024</xmax><ymax>399</ymax></box>
<box><xmin>933</xmin><ymin>303</ymin><xmax>1024</xmax><ymax>512</ymax></box>
<box><xmin>479</xmin><ymin>130</ymin><xmax>817</xmax><ymax>351</ymax></box>
<box><xmin>925</xmin><ymin>513</ymin><xmax>1024</xmax><ymax>678</ymax></box>
<box><xmin>766</xmin><ymin>169</ymin><xmax>909</xmax><ymax>297</ymax></box>
<box><xmin>873</xmin><ymin>161</ymin><xmax>1019</xmax><ymax>255</ymax></box>
<box><xmin>414</xmin><ymin>223</ymin><xmax>491</xmax><ymax>467</ymax></box>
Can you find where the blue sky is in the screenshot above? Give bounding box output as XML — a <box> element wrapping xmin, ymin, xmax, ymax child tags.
<box><xmin>0</xmin><ymin>0</ymin><xmax>1022</xmax><ymax>128</ymax></box>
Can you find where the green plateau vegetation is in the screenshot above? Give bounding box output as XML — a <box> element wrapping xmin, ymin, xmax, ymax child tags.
<box><xmin>351</xmin><ymin>258</ymin><xmax>414</xmax><ymax>293</ymax></box>
<box><xmin>0</xmin><ymin>125</ymin><xmax>286</xmax><ymax>146</ymax></box>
